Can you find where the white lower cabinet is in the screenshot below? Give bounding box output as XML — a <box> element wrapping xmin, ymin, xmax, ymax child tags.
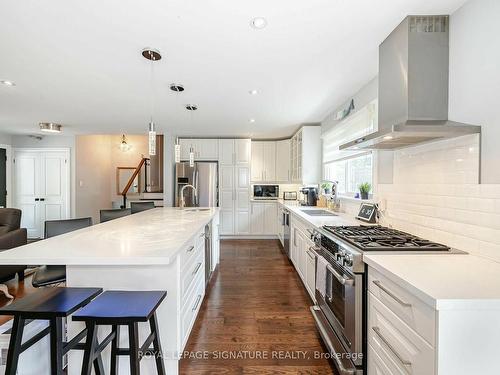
<box><xmin>250</xmin><ymin>202</ymin><xmax>277</xmax><ymax>235</ymax></box>
<box><xmin>290</xmin><ymin>213</ymin><xmax>316</xmax><ymax>302</ymax></box>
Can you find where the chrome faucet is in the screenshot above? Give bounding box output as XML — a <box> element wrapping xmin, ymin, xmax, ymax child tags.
<box><xmin>180</xmin><ymin>184</ymin><xmax>197</xmax><ymax>209</ymax></box>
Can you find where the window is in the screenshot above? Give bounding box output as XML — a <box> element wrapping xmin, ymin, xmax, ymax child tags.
<box><xmin>324</xmin><ymin>154</ymin><xmax>372</xmax><ymax>195</ymax></box>
<box><xmin>322</xmin><ymin>100</ymin><xmax>376</xmax><ymax>196</ymax></box>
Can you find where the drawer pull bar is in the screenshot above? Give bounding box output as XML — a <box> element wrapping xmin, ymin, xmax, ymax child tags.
<box><xmin>372</xmin><ymin>326</ymin><xmax>412</xmax><ymax>368</ymax></box>
<box><xmin>306</xmin><ymin>250</ymin><xmax>315</xmax><ymax>259</ymax></box>
<box><xmin>192</xmin><ymin>295</ymin><xmax>202</xmax><ymax>311</ymax></box>
<box><xmin>192</xmin><ymin>262</ymin><xmax>202</xmax><ymax>275</ymax></box>
<box><xmin>372</xmin><ymin>280</ymin><xmax>411</xmax><ymax>307</ymax></box>
<box><xmin>186</xmin><ymin>245</ymin><xmax>195</xmax><ymax>253</ymax></box>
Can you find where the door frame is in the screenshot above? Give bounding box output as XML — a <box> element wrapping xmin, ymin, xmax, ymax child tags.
<box><xmin>12</xmin><ymin>147</ymin><xmax>71</xmax><ymax>228</ymax></box>
<box><xmin>0</xmin><ymin>144</ymin><xmax>12</xmax><ymax>208</ymax></box>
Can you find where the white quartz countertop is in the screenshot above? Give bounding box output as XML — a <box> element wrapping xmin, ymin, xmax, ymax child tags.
<box><xmin>364</xmin><ymin>253</ymin><xmax>500</xmax><ymax>310</ymax></box>
<box><xmin>277</xmin><ymin>199</ymin><xmax>364</xmax><ymax>228</ymax></box>
<box><xmin>0</xmin><ymin>207</ymin><xmax>219</xmax><ymax>266</ymax></box>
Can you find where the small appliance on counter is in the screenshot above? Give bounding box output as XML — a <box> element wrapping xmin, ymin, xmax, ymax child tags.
<box><xmin>356</xmin><ymin>202</ymin><xmax>378</xmax><ymax>223</ymax></box>
<box><xmin>299</xmin><ymin>187</ymin><xmax>318</xmax><ymax>206</ymax></box>
<box><xmin>253</xmin><ymin>185</ymin><xmax>279</xmax><ymax>200</ymax></box>
<box><xmin>282</xmin><ymin>191</ymin><xmax>297</xmax><ymax>201</ymax></box>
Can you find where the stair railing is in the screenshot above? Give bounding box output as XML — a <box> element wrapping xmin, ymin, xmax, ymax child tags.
<box><xmin>121</xmin><ymin>157</ymin><xmax>149</xmax><ymax>208</ymax></box>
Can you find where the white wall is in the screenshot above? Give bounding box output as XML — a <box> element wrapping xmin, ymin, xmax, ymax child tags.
<box><xmin>0</xmin><ymin>132</ymin><xmax>12</xmax><ymax>145</ymax></box>
<box><xmin>449</xmin><ymin>0</ymin><xmax>500</xmax><ymax>183</ymax></box>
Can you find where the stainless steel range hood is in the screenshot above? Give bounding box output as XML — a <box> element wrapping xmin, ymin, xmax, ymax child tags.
<box><xmin>340</xmin><ymin>15</ymin><xmax>480</xmax><ymax>151</ymax></box>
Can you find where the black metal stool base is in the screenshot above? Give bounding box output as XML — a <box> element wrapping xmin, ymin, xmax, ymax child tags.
<box><xmin>82</xmin><ymin>312</ymin><xmax>165</xmax><ymax>375</ymax></box>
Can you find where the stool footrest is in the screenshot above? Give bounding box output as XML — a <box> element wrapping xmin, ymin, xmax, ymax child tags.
<box><xmin>63</xmin><ymin>328</ymin><xmax>87</xmax><ymax>355</ymax></box>
<box><xmin>20</xmin><ymin>326</ymin><xmax>51</xmax><ymax>353</ymax></box>
<box><xmin>92</xmin><ymin>331</ymin><xmax>116</xmax><ymax>360</ymax></box>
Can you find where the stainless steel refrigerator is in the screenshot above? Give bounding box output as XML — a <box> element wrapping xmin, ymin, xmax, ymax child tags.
<box><xmin>174</xmin><ymin>162</ymin><xmax>218</xmax><ymax>207</ymax></box>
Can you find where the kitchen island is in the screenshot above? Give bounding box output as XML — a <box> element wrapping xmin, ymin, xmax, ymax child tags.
<box><xmin>0</xmin><ymin>207</ymin><xmax>220</xmax><ymax>375</ymax></box>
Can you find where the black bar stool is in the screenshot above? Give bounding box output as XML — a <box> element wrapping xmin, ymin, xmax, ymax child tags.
<box><xmin>72</xmin><ymin>290</ymin><xmax>167</xmax><ymax>375</ymax></box>
<box><xmin>0</xmin><ymin>287</ymin><xmax>102</xmax><ymax>375</ymax></box>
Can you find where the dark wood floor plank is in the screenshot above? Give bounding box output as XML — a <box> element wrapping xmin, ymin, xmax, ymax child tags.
<box><xmin>180</xmin><ymin>239</ymin><xmax>335</xmax><ymax>375</ymax></box>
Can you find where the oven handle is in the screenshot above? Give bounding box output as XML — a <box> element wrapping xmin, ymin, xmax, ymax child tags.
<box><xmin>311</xmin><ymin>306</ymin><xmax>356</xmax><ymax>375</ymax></box>
<box><xmin>312</xmin><ymin>246</ymin><xmax>354</xmax><ymax>286</ymax></box>
<box><xmin>372</xmin><ymin>326</ymin><xmax>412</xmax><ymax>368</ymax></box>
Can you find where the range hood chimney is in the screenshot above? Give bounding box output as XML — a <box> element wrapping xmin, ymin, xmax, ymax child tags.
<box><xmin>340</xmin><ymin>15</ymin><xmax>480</xmax><ymax>151</ymax></box>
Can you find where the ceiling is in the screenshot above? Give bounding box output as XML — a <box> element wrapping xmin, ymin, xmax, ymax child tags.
<box><xmin>0</xmin><ymin>0</ymin><xmax>467</xmax><ymax>139</ymax></box>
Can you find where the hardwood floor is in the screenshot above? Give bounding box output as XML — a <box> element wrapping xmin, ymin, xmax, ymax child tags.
<box><xmin>180</xmin><ymin>239</ymin><xmax>336</xmax><ymax>375</ymax></box>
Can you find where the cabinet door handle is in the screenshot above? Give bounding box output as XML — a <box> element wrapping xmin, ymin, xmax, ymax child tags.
<box><xmin>306</xmin><ymin>250</ymin><xmax>315</xmax><ymax>259</ymax></box>
<box><xmin>40</xmin><ymin>198</ymin><xmax>45</xmax><ymax>202</ymax></box>
<box><xmin>192</xmin><ymin>294</ymin><xmax>202</xmax><ymax>311</ymax></box>
<box><xmin>372</xmin><ymin>280</ymin><xmax>412</xmax><ymax>307</ymax></box>
<box><xmin>192</xmin><ymin>262</ymin><xmax>202</xmax><ymax>275</ymax></box>
<box><xmin>35</xmin><ymin>198</ymin><xmax>40</xmax><ymax>201</ymax></box>
<box><xmin>187</xmin><ymin>245</ymin><xmax>195</xmax><ymax>253</ymax></box>
<box><xmin>372</xmin><ymin>326</ymin><xmax>412</xmax><ymax>368</ymax></box>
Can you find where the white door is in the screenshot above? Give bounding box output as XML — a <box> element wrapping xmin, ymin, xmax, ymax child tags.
<box><xmin>250</xmin><ymin>202</ymin><xmax>264</xmax><ymax>234</ymax></box>
<box><xmin>235</xmin><ymin>139</ymin><xmax>251</xmax><ymax>165</ymax></box>
<box><xmin>262</xmin><ymin>142</ymin><xmax>276</xmax><ymax>182</ymax></box>
<box><xmin>13</xmin><ymin>151</ymin><xmax>40</xmax><ymax>238</ymax></box>
<box><xmin>218</xmin><ymin>139</ymin><xmax>234</xmax><ymax>165</ymax></box>
<box><xmin>13</xmin><ymin>149</ymin><xmax>70</xmax><ymax>238</ymax></box>
<box><xmin>276</xmin><ymin>140</ymin><xmax>290</xmax><ymax>182</ymax></box>
<box><xmin>198</xmin><ymin>139</ymin><xmax>218</xmax><ymax>160</ymax></box>
<box><xmin>235</xmin><ymin>166</ymin><xmax>250</xmax><ymax>234</ymax></box>
<box><xmin>218</xmin><ymin>165</ymin><xmax>235</xmax><ymax>235</ymax></box>
<box><xmin>251</xmin><ymin>142</ymin><xmax>263</xmax><ymax>182</ymax></box>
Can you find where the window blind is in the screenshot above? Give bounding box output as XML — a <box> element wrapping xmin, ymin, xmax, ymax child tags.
<box><xmin>322</xmin><ymin>100</ymin><xmax>377</xmax><ymax>163</ymax></box>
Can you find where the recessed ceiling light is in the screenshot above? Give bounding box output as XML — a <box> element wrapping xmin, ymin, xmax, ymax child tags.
<box><xmin>249</xmin><ymin>118</ymin><xmax>256</xmax><ymax>123</ymax></box>
<box><xmin>383</xmin><ymin>135</ymin><xmax>393</xmax><ymax>140</ymax></box>
<box><xmin>186</xmin><ymin>104</ymin><xmax>198</xmax><ymax>111</ymax></box>
<box><xmin>249</xmin><ymin>89</ymin><xmax>258</xmax><ymax>95</ymax></box>
<box><xmin>39</xmin><ymin>123</ymin><xmax>62</xmax><ymax>133</ymax></box>
<box><xmin>250</xmin><ymin>17</ymin><xmax>267</xmax><ymax>29</ymax></box>
<box><xmin>0</xmin><ymin>80</ymin><xmax>15</xmax><ymax>87</ymax></box>
<box><xmin>170</xmin><ymin>84</ymin><xmax>184</xmax><ymax>92</ymax></box>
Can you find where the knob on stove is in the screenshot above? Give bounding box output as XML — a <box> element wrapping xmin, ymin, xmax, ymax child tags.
<box><xmin>344</xmin><ymin>254</ymin><xmax>353</xmax><ymax>267</ymax></box>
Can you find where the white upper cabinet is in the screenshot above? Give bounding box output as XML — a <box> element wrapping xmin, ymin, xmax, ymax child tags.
<box><xmin>179</xmin><ymin>139</ymin><xmax>219</xmax><ymax>161</ymax></box>
<box><xmin>290</xmin><ymin>126</ymin><xmax>322</xmax><ymax>185</ymax></box>
<box><xmin>235</xmin><ymin>139</ymin><xmax>251</xmax><ymax>165</ymax></box>
<box><xmin>251</xmin><ymin>141</ymin><xmax>276</xmax><ymax>182</ymax></box>
<box><xmin>275</xmin><ymin>139</ymin><xmax>290</xmax><ymax>182</ymax></box>
<box><xmin>218</xmin><ymin>139</ymin><xmax>234</xmax><ymax>165</ymax></box>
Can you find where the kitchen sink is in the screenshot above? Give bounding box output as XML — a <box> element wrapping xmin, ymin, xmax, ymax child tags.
<box><xmin>301</xmin><ymin>209</ymin><xmax>337</xmax><ymax>217</ymax></box>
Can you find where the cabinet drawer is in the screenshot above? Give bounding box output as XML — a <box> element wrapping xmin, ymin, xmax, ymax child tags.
<box><xmin>368</xmin><ymin>267</ymin><xmax>436</xmax><ymax>346</ymax></box>
<box><xmin>180</xmin><ymin>271</ymin><xmax>205</xmax><ymax>348</ymax></box>
<box><xmin>368</xmin><ymin>292</ymin><xmax>435</xmax><ymax>375</ymax></box>
<box><xmin>368</xmin><ymin>343</ymin><xmax>400</xmax><ymax>375</ymax></box>
<box><xmin>179</xmin><ymin>229</ymin><xmax>205</xmax><ymax>269</ymax></box>
<box><xmin>181</xmin><ymin>250</ymin><xmax>204</xmax><ymax>300</ymax></box>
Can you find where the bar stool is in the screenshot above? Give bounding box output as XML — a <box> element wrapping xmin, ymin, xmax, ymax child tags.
<box><xmin>72</xmin><ymin>290</ymin><xmax>167</xmax><ymax>375</ymax></box>
<box><xmin>0</xmin><ymin>287</ymin><xmax>102</xmax><ymax>375</ymax></box>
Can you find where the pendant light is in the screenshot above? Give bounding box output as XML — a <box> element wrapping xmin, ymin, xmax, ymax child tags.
<box><xmin>142</xmin><ymin>48</ymin><xmax>161</xmax><ymax>156</ymax></box>
<box><xmin>120</xmin><ymin>134</ymin><xmax>131</xmax><ymax>152</ymax></box>
<box><xmin>189</xmin><ymin>146</ymin><xmax>195</xmax><ymax>167</ymax></box>
<box><xmin>174</xmin><ymin>137</ymin><xmax>181</xmax><ymax>163</ymax></box>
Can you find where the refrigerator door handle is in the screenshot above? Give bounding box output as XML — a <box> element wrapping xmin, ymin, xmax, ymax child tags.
<box><xmin>194</xmin><ymin>169</ymin><xmax>199</xmax><ymax>206</ymax></box>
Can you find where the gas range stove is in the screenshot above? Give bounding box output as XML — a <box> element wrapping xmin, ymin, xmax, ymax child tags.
<box><xmin>313</xmin><ymin>225</ymin><xmax>452</xmax><ymax>274</ymax></box>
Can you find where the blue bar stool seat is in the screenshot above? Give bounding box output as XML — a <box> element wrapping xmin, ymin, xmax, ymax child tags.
<box><xmin>72</xmin><ymin>290</ymin><xmax>167</xmax><ymax>375</ymax></box>
<box><xmin>0</xmin><ymin>287</ymin><xmax>102</xmax><ymax>375</ymax></box>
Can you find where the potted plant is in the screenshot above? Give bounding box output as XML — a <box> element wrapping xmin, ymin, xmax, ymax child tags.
<box><xmin>321</xmin><ymin>182</ymin><xmax>332</xmax><ymax>195</ymax></box>
<box><xmin>358</xmin><ymin>182</ymin><xmax>371</xmax><ymax>200</ymax></box>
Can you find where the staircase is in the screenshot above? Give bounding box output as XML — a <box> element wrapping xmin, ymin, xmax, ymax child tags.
<box><xmin>120</xmin><ymin>158</ymin><xmax>164</xmax><ymax>208</ymax></box>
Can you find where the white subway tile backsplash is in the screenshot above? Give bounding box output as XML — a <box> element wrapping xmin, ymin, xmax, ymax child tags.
<box><xmin>375</xmin><ymin>134</ymin><xmax>500</xmax><ymax>262</ymax></box>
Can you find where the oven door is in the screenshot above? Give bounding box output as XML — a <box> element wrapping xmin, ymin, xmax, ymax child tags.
<box><xmin>315</xmin><ymin>251</ymin><xmax>363</xmax><ymax>367</ymax></box>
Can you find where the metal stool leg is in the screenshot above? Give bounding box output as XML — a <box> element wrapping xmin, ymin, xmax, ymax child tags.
<box><xmin>81</xmin><ymin>322</ymin><xmax>98</xmax><ymax>375</ymax></box>
<box><xmin>5</xmin><ymin>316</ymin><xmax>25</xmax><ymax>375</ymax></box>
<box><xmin>149</xmin><ymin>313</ymin><xmax>166</xmax><ymax>375</ymax></box>
<box><xmin>128</xmin><ymin>322</ymin><xmax>141</xmax><ymax>375</ymax></box>
<box><xmin>50</xmin><ymin>317</ymin><xmax>64</xmax><ymax>375</ymax></box>
<box><xmin>110</xmin><ymin>324</ymin><xmax>120</xmax><ymax>375</ymax></box>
